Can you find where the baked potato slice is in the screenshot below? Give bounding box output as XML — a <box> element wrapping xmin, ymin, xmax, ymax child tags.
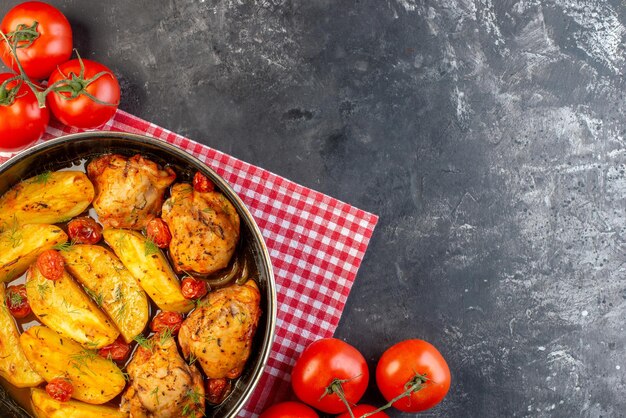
<box><xmin>0</xmin><ymin>171</ymin><xmax>94</xmax><ymax>226</ymax></box>
<box><xmin>103</xmin><ymin>229</ymin><xmax>193</xmax><ymax>313</ymax></box>
<box><xmin>31</xmin><ymin>388</ymin><xmax>128</xmax><ymax>418</ymax></box>
<box><xmin>0</xmin><ymin>224</ymin><xmax>68</xmax><ymax>283</ymax></box>
<box><xmin>21</xmin><ymin>326</ymin><xmax>126</xmax><ymax>405</ymax></box>
<box><xmin>61</xmin><ymin>244</ymin><xmax>150</xmax><ymax>343</ymax></box>
<box><xmin>0</xmin><ymin>284</ymin><xmax>44</xmax><ymax>387</ymax></box>
<box><xmin>26</xmin><ymin>263</ymin><xmax>119</xmax><ymax>349</ymax></box>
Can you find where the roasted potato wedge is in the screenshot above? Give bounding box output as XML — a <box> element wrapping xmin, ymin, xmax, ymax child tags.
<box><xmin>21</xmin><ymin>326</ymin><xmax>126</xmax><ymax>405</ymax></box>
<box><xmin>103</xmin><ymin>229</ymin><xmax>193</xmax><ymax>313</ymax></box>
<box><xmin>0</xmin><ymin>224</ymin><xmax>67</xmax><ymax>283</ymax></box>
<box><xmin>26</xmin><ymin>263</ymin><xmax>119</xmax><ymax>348</ymax></box>
<box><xmin>0</xmin><ymin>284</ymin><xmax>44</xmax><ymax>387</ymax></box>
<box><xmin>31</xmin><ymin>388</ymin><xmax>128</xmax><ymax>418</ymax></box>
<box><xmin>61</xmin><ymin>244</ymin><xmax>150</xmax><ymax>343</ymax></box>
<box><xmin>0</xmin><ymin>171</ymin><xmax>94</xmax><ymax>226</ymax></box>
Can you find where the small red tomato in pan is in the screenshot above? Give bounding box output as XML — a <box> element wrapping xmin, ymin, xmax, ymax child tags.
<box><xmin>46</xmin><ymin>377</ymin><xmax>73</xmax><ymax>402</ymax></box>
<box><xmin>98</xmin><ymin>337</ymin><xmax>131</xmax><ymax>362</ymax></box>
<box><xmin>146</xmin><ymin>218</ymin><xmax>172</xmax><ymax>248</ymax></box>
<box><xmin>36</xmin><ymin>250</ymin><xmax>64</xmax><ymax>281</ymax></box>
<box><xmin>150</xmin><ymin>311</ymin><xmax>183</xmax><ymax>335</ymax></box>
<box><xmin>193</xmin><ymin>172</ymin><xmax>215</xmax><ymax>193</ymax></box>
<box><xmin>67</xmin><ymin>216</ymin><xmax>102</xmax><ymax>244</ymax></box>
<box><xmin>181</xmin><ymin>277</ymin><xmax>208</xmax><ymax>300</ymax></box>
<box><xmin>5</xmin><ymin>284</ymin><xmax>31</xmax><ymax>319</ymax></box>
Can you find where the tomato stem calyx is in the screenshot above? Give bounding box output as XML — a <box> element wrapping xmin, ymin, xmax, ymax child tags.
<box><xmin>47</xmin><ymin>51</ymin><xmax>119</xmax><ymax>107</ymax></box>
<box><xmin>359</xmin><ymin>372</ymin><xmax>430</xmax><ymax>418</ymax></box>
<box><xmin>5</xmin><ymin>22</ymin><xmax>40</xmax><ymax>49</ymax></box>
<box><xmin>320</xmin><ymin>378</ymin><xmax>357</xmax><ymax>418</ymax></box>
<box><xmin>0</xmin><ymin>75</ymin><xmax>23</xmax><ymax>106</ymax></box>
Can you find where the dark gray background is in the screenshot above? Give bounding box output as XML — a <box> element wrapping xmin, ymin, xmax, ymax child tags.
<box><xmin>2</xmin><ymin>1</ymin><xmax>624</xmax><ymax>417</ymax></box>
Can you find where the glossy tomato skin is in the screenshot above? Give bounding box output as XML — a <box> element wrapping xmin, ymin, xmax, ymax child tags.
<box><xmin>337</xmin><ymin>404</ymin><xmax>389</xmax><ymax>418</ymax></box>
<box><xmin>36</xmin><ymin>249</ymin><xmax>65</xmax><ymax>281</ymax></box>
<box><xmin>146</xmin><ymin>218</ymin><xmax>171</xmax><ymax>248</ymax></box>
<box><xmin>5</xmin><ymin>284</ymin><xmax>31</xmax><ymax>319</ymax></box>
<box><xmin>259</xmin><ymin>401</ymin><xmax>319</xmax><ymax>418</ymax></box>
<box><xmin>98</xmin><ymin>337</ymin><xmax>131</xmax><ymax>362</ymax></box>
<box><xmin>0</xmin><ymin>2</ymin><xmax>72</xmax><ymax>80</ymax></box>
<box><xmin>0</xmin><ymin>73</ymin><xmax>49</xmax><ymax>151</ymax></box>
<box><xmin>67</xmin><ymin>216</ymin><xmax>102</xmax><ymax>244</ymax></box>
<box><xmin>376</xmin><ymin>339</ymin><xmax>451</xmax><ymax>413</ymax></box>
<box><xmin>181</xmin><ymin>277</ymin><xmax>208</xmax><ymax>300</ymax></box>
<box><xmin>46</xmin><ymin>377</ymin><xmax>73</xmax><ymax>402</ymax></box>
<box><xmin>47</xmin><ymin>59</ymin><xmax>120</xmax><ymax>129</ymax></box>
<box><xmin>150</xmin><ymin>311</ymin><xmax>183</xmax><ymax>335</ymax></box>
<box><xmin>193</xmin><ymin>172</ymin><xmax>215</xmax><ymax>193</ymax></box>
<box><xmin>291</xmin><ymin>338</ymin><xmax>369</xmax><ymax>414</ymax></box>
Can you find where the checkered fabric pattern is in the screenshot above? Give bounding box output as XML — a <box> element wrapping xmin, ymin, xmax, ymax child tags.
<box><xmin>0</xmin><ymin>110</ymin><xmax>378</xmax><ymax>417</ymax></box>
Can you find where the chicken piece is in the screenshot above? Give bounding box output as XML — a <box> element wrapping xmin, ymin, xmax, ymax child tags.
<box><xmin>87</xmin><ymin>154</ymin><xmax>176</xmax><ymax>230</ymax></box>
<box><xmin>178</xmin><ymin>280</ymin><xmax>261</xmax><ymax>381</ymax></box>
<box><xmin>161</xmin><ymin>183</ymin><xmax>240</xmax><ymax>275</ymax></box>
<box><xmin>121</xmin><ymin>334</ymin><xmax>205</xmax><ymax>418</ymax></box>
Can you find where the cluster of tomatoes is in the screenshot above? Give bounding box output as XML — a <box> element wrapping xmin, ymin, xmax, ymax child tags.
<box><xmin>0</xmin><ymin>1</ymin><xmax>120</xmax><ymax>151</ymax></box>
<box><xmin>260</xmin><ymin>337</ymin><xmax>451</xmax><ymax>418</ymax></box>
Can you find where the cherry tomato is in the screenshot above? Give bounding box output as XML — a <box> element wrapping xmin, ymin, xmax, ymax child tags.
<box><xmin>259</xmin><ymin>401</ymin><xmax>319</xmax><ymax>418</ymax></box>
<box><xmin>47</xmin><ymin>58</ymin><xmax>120</xmax><ymax>129</ymax></box>
<box><xmin>206</xmin><ymin>377</ymin><xmax>231</xmax><ymax>405</ymax></box>
<box><xmin>45</xmin><ymin>377</ymin><xmax>73</xmax><ymax>402</ymax></box>
<box><xmin>150</xmin><ymin>311</ymin><xmax>183</xmax><ymax>335</ymax></box>
<box><xmin>0</xmin><ymin>1</ymin><xmax>72</xmax><ymax>80</ymax></box>
<box><xmin>98</xmin><ymin>337</ymin><xmax>131</xmax><ymax>362</ymax></box>
<box><xmin>67</xmin><ymin>216</ymin><xmax>102</xmax><ymax>244</ymax></box>
<box><xmin>146</xmin><ymin>218</ymin><xmax>171</xmax><ymax>248</ymax></box>
<box><xmin>5</xmin><ymin>284</ymin><xmax>31</xmax><ymax>319</ymax></box>
<box><xmin>36</xmin><ymin>250</ymin><xmax>64</xmax><ymax>281</ymax></box>
<box><xmin>0</xmin><ymin>73</ymin><xmax>49</xmax><ymax>151</ymax></box>
<box><xmin>193</xmin><ymin>172</ymin><xmax>215</xmax><ymax>193</ymax></box>
<box><xmin>376</xmin><ymin>339</ymin><xmax>451</xmax><ymax>413</ymax></box>
<box><xmin>291</xmin><ymin>338</ymin><xmax>369</xmax><ymax>414</ymax></box>
<box><xmin>181</xmin><ymin>277</ymin><xmax>208</xmax><ymax>300</ymax></box>
<box><xmin>337</xmin><ymin>404</ymin><xmax>389</xmax><ymax>418</ymax></box>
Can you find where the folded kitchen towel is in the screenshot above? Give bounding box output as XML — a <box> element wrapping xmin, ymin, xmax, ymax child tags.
<box><xmin>0</xmin><ymin>110</ymin><xmax>378</xmax><ymax>417</ymax></box>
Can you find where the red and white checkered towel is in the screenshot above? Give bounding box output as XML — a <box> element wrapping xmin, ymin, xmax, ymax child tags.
<box><xmin>0</xmin><ymin>110</ymin><xmax>378</xmax><ymax>417</ymax></box>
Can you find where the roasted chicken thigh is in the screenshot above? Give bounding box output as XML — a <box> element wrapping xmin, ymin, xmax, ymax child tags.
<box><xmin>87</xmin><ymin>154</ymin><xmax>176</xmax><ymax>230</ymax></box>
<box><xmin>178</xmin><ymin>280</ymin><xmax>261</xmax><ymax>381</ymax></box>
<box><xmin>121</xmin><ymin>334</ymin><xmax>205</xmax><ymax>418</ymax></box>
<box><xmin>162</xmin><ymin>183</ymin><xmax>240</xmax><ymax>275</ymax></box>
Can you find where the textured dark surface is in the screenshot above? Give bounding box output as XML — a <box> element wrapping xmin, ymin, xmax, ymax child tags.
<box><xmin>2</xmin><ymin>0</ymin><xmax>625</xmax><ymax>417</ymax></box>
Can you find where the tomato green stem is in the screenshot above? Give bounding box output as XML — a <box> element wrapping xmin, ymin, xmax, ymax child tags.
<box><xmin>359</xmin><ymin>372</ymin><xmax>429</xmax><ymax>418</ymax></box>
<box><xmin>320</xmin><ymin>378</ymin><xmax>356</xmax><ymax>418</ymax></box>
<box><xmin>0</xmin><ymin>30</ymin><xmax>47</xmax><ymax>107</ymax></box>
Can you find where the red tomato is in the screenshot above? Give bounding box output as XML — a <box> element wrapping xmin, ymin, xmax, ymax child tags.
<box><xmin>150</xmin><ymin>311</ymin><xmax>183</xmax><ymax>335</ymax></box>
<box><xmin>260</xmin><ymin>401</ymin><xmax>319</xmax><ymax>418</ymax></box>
<box><xmin>0</xmin><ymin>73</ymin><xmax>49</xmax><ymax>151</ymax></box>
<box><xmin>45</xmin><ymin>377</ymin><xmax>73</xmax><ymax>402</ymax></box>
<box><xmin>146</xmin><ymin>218</ymin><xmax>171</xmax><ymax>248</ymax></box>
<box><xmin>67</xmin><ymin>216</ymin><xmax>102</xmax><ymax>244</ymax></box>
<box><xmin>36</xmin><ymin>250</ymin><xmax>64</xmax><ymax>281</ymax></box>
<box><xmin>337</xmin><ymin>404</ymin><xmax>389</xmax><ymax>418</ymax></box>
<box><xmin>181</xmin><ymin>277</ymin><xmax>208</xmax><ymax>300</ymax></box>
<box><xmin>376</xmin><ymin>339</ymin><xmax>451</xmax><ymax>412</ymax></box>
<box><xmin>47</xmin><ymin>58</ymin><xmax>120</xmax><ymax>129</ymax></box>
<box><xmin>193</xmin><ymin>172</ymin><xmax>215</xmax><ymax>193</ymax></box>
<box><xmin>5</xmin><ymin>284</ymin><xmax>31</xmax><ymax>319</ymax></box>
<box><xmin>291</xmin><ymin>338</ymin><xmax>369</xmax><ymax>414</ymax></box>
<box><xmin>0</xmin><ymin>1</ymin><xmax>72</xmax><ymax>80</ymax></box>
<box><xmin>98</xmin><ymin>337</ymin><xmax>131</xmax><ymax>362</ymax></box>
<box><xmin>206</xmin><ymin>377</ymin><xmax>231</xmax><ymax>405</ymax></box>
